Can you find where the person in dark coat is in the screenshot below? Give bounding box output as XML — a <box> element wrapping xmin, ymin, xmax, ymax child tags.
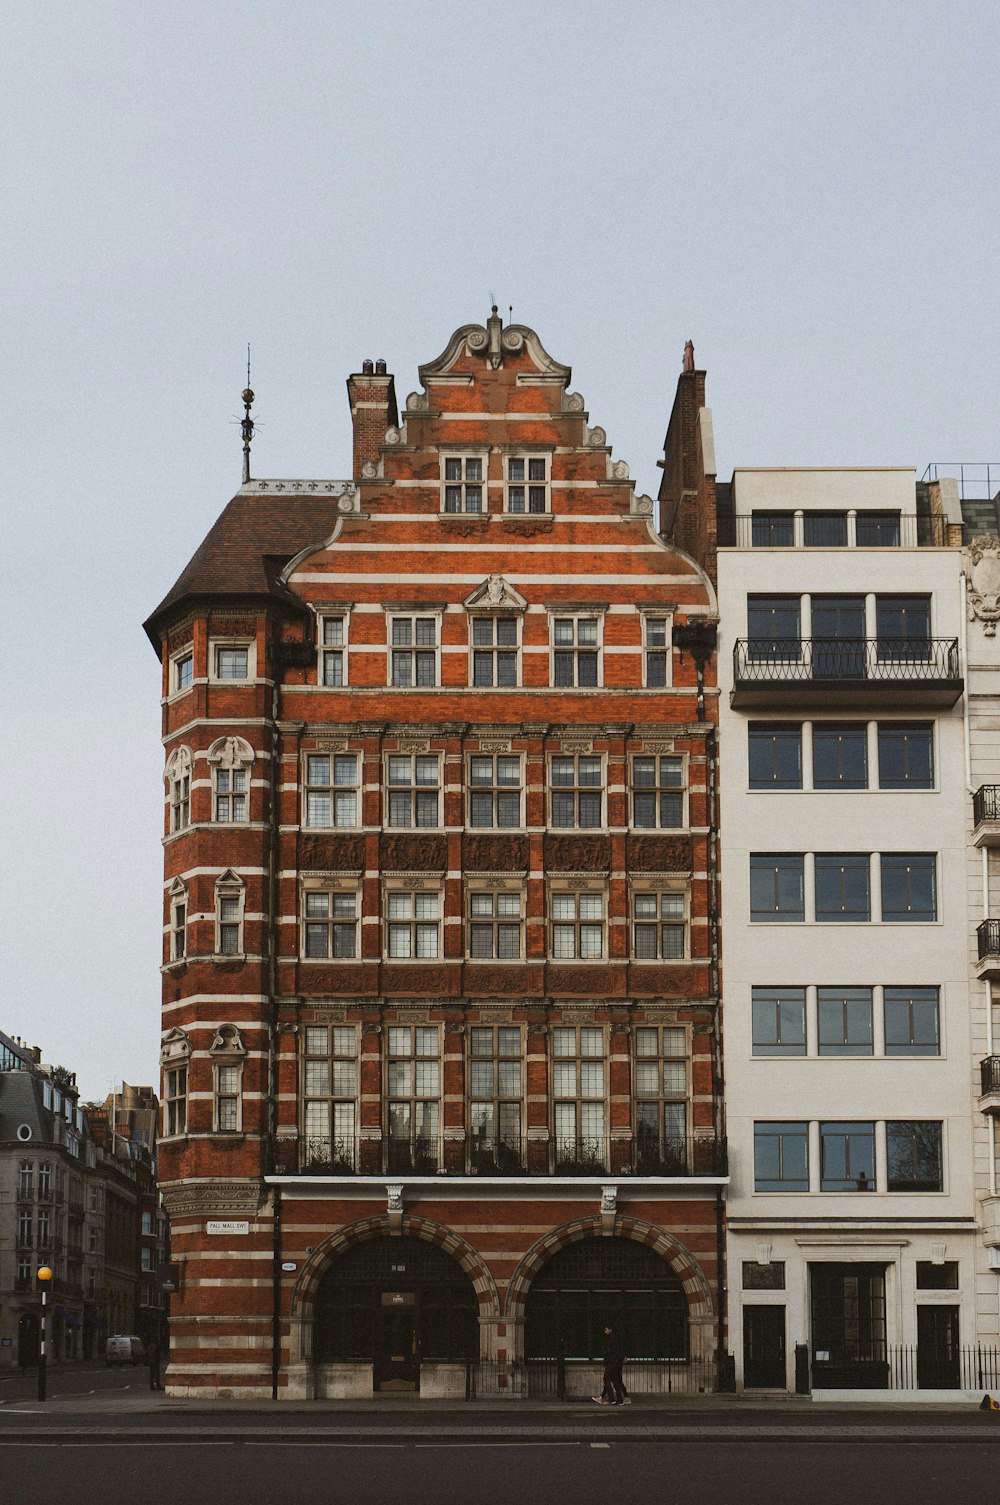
<box><xmin>146</xmin><ymin>1338</ymin><xmax>162</xmax><ymax>1391</ymax></box>
<box><xmin>593</xmin><ymin>1324</ymin><xmax>626</xmax><ymax>1405</ymax></box>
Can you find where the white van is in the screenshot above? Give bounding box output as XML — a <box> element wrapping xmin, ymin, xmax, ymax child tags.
<box><xmin>105</xmin><ymin>1334</ymin><xmax>143</xmax><ymax>1367</ymax></box>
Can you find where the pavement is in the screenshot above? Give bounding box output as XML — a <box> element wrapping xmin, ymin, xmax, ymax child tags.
<box><xmin>3</xmin><ymin>1380</ymin><xmax>1000</xmax><ymax>1444</ymax></box>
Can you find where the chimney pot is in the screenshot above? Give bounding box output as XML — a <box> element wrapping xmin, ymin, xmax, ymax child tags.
<box><xmin>362</xmin><ymin>359</ymin><xmax>374</xmax><ymax>375</ymax></box>
<box><xmin>375</xmin><ymin>359</ymin><xmax>387</xmax><ymax>375</ymax></box>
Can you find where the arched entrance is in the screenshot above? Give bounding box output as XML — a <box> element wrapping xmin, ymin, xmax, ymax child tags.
<box><xmin>314</xmin><ymin>1235</ymin><xmax>479</xmax><ymax>1391</ymax></box>
<box><xmin>524</xmin><ymin>1236</ymin><xmax>688</xmax><ymax>1360</ymax></box>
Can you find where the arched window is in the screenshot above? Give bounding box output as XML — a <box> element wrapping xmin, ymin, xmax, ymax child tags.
<box><xmin>164</xmin><ymin>747</ymin><xmax>192</xmax><ymax>832</ymax></box>
<box><xmin>314</xmin><ymin>1235</ymin><xmax>478</xmax><ymax>1363</ymax></box>
<box><xmin>209</xmin><ymin>1024</ymin><xmax>246</xmax><ymax>1132</ymax></box>
<box><xmin>524</xmin><ymin>1237</ymin><xmax>687</xmax><ymax>1360</ymax></box>
<box><xmin>207</xmin><ymin>736</ymin><xmax>255</xmax><ymax>823</ymax></box>
<box><xmin>167</xmin><ymin>878</ymin><xmax>187</xmax><ymax>962</ymax></box>
<box><xmin>160</xmin><ymin>1029</ymin><xmax>191</xmax><ymax>1137</ymax></box>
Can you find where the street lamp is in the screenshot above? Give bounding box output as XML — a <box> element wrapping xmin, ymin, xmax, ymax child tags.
<box><xmin>36</xmin><ymin>1266</ymin><xmax>52</xmax><ymax>1402</ymax></box>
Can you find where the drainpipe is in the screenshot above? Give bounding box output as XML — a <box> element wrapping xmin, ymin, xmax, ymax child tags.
<box><xmin>266</xmin><ymin>641</ymin><xmax>282</xmax><ymax>1396</ymax></box>
<box><xmin>272</xmin><ymin>1184</ymin><xmax>282</xmax><ymax>1400</ymax></box>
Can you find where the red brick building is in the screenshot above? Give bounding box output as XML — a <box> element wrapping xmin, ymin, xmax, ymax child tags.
<box><xmin>144</xmin><ymin>311</ymin><xmax>724</xmax><ymax>1399</ymax></box>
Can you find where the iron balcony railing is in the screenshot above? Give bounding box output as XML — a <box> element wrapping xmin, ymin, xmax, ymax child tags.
<box><xmin>981</xmin><ymin>1056</ymin><xmax>1000</xmax><ymax>1096</ymax></box>
<box><xmin>973</xmin><ymin>786</ymin><xmax>1000</xmax><ymax>826</ymax></box>
<box><xmin>719</xmin><ymin>514</ymin><xmax>951</xmax><ymax>549</ymax></box>
<box><xmin>295</xmin><ymin>1133</ymin><xmax>726</xmax><ymax>1177</ymax></box>
<box><xmin>977</xmin><ymin>920</ymin><xmax>1000</xmax><ymax>962</ymax></box>
<box><xmin>734</xmin><ymin>637</ymin><xmax>960</xmax><ymax>686</ymax></box>
<box><xmin>922</xmin><ymin>462</ymin><xmax>1000</xmax><ymax>503</ymax></box>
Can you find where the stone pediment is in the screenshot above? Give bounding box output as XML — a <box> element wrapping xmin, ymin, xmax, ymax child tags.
<box><xmin>463</xmin><ymin>575</ymin><xmax>528</xmax><ymax>613</ymax></box>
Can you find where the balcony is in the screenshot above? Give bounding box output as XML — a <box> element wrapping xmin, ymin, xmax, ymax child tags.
<box><xmin>292</xmin><ymin>1133</ymin><xmax>727</xmax><ymax>1179</ymax></box>
<box><xmin>732</xmin><ymin>637</ymin><xmax>962</xmax><ymax>710</ymax></box>
<box><xmin>720</xmin><ymin>513</ymin><xmax>952</xmax><ymax>549</ymax></box>
<box><xmin>981</xmin><ymin>1056</ymin><xmax>1000</xmax><ymax>1113</ymax></box>
<box><xmin>977</xmin><ymin>921</ymin><xmax>1000</xmax><ymax>980</ymax></box>
<box><xmin>973</xmin><ymin>787</ymin><xmax>1000</xmax><ymax>846</ymax></box>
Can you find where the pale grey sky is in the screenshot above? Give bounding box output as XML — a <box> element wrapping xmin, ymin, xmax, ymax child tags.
<box><xmin>1</xmin><ymin>1</ymin><xmax>996</xmax><ymax>1099</ymax></box>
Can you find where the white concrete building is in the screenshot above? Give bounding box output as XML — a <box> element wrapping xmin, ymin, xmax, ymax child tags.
<box><xmin>714</xmin><ymin>466</ymin><xmax>982</xmax><ymax>1393</ymax></box>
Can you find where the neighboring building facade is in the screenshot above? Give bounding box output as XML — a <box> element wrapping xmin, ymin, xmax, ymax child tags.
<box><xmin>679</xmin><ymin>453</ymin><xmax>981</xmax><ymax>1392</ymax></box>
<box><xmin>958</xmin><ymin>477</ymin><xmax>1000</xmax><ymax>1353</ymax></box>
<box><xmin>144</xmin><ymin>312</ymin><xmax>726</xmax><ymax>1399</ymax></box>
<box><xmin>0</xmin><ymin>1037</ymin><xmax>158</xmax><ymax>1366</ymax></box>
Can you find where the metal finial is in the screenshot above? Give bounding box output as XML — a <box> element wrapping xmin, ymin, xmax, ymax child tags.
<box><xmin>241</xmin><ymin>345</ymin><xmax>254</xmax><ymax>484</ymax></box>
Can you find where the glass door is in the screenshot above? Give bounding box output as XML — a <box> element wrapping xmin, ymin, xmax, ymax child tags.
<box><xmin>811</xmin><ymin>596</ymin><xmax>866</xmax><ymax>679</ymax></box>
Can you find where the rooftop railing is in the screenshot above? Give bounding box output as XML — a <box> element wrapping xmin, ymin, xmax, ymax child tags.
<box><xmin>719</xmin><ymin>513</ymin><xmax>951</xmax><ymax>549</ymax></box>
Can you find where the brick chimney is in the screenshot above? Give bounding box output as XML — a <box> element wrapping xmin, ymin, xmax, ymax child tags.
<box><xmin>346</xmin><ymin>358</ymin><xmax>398</xmax><ymax>478</ymax></box>
<box><xmin>657</xmin><ymin>345</ymin><xmax>717</xmax><ymax>582</ymax></box>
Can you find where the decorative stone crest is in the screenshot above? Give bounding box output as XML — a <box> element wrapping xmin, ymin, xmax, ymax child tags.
<box><xmin>966</xmin><ymin>536</ymin><xmax>1000</xmax><ymax>635</ymax></box>
<box><xmin>600</xmin><ymin>1184</ymin><xmax>618</xmax><ymax>1234</ymax></box>
<box><xmin>464</xmin><ymin>575</ymin><xmax>528</xmax><ymax>613</ymax></box>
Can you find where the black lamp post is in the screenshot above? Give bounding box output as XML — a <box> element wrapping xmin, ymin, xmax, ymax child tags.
<box><xmin>36</xmin><ymin>1265</ymin><xmax>52</xmax><ymax>1402</ymax></box>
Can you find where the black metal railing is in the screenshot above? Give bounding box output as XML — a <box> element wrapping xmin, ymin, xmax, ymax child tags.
<box><xmin>734</xmin><ymin>637</ymin><xmax>960</xmax><ymax>686</ymax></box>
<box><xmin>524</xmin><ymin>1353</ymin><xmax>717</xmax><ymax>1398</ymax></box>
<box><xmin>385</xmin><ymin>1136</ymin><xmax>439</xmax><ymax>1175</ymax></box>
<box><xmin>884</xmin><ymin>1344</ymin><xmax>1000</xmax><ymax>1391</ymax></box>
<box><xmin>299</xmin><ymin>1137</ymin><xmax>358</xmax><ymax>1175</ymax></box>
<box><xmin>973</xmin><ymin>786</ymin><xmax>1000</xmax><ymax>826</ymax></box>
<box><xmin>293</xmin><ymin>1133</ymin><xmax>727</xmax><ymax>1178</ymax></box>
<box><xmin>552</xmin><ymin>1137</ymin><xmax>609</xmax><ymax>1175</ymax></box>
<box><xmin>720</xmin><ymin>514</ymin><xmax>951</xmax><ymax>549</ymax></box>
<box><xmin>981</xmin><ymin>1056</ymin><xmax>1000</xmax><ymax>1096</ymax></box>
<box><xmin>977</xmin><ymin>920</ymin><xmax>1000</xmax><ymax>961</ymax></box>
<box><xmin>467</xmin><ymin>1138</ymin><xmax>526</xmax><ymax>1176</ymax></box>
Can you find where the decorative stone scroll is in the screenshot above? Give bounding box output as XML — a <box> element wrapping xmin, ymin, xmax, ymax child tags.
<box><xmin>966</xmin><ymin>537</ymin><xmax>1000</xmax><ymax>635</ymax></box>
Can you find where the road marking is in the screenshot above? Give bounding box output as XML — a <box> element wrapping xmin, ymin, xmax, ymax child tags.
<box><xmin>591</xmin><ymin>1442</ymin><xmax>611</xmax><ymax>1448</ymax></box>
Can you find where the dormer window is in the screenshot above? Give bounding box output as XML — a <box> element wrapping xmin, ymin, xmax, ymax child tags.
<box><xmin>442</xmin><ymin>455</ymin><xmax>484</xmax><ymax>513</ymax></box>
<box><xmin>505</xmin><ymin>455</ymin><xmax>548</xmax><ymax>513</ymax></box>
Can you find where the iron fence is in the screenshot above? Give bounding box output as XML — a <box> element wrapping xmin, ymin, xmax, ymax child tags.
<box><xmin>973</xmin><ymin>785</ymin><xmax>1000</xmax><ymax>826</ymax></box>
<box><xmin>523</xmin><ymin>1353</ymin><xmax>717</xmax><ymax>1399</ymax></box>
<box><xmin>981</xmin><ymin>1056</ymin><xmax>1000</xmax><ymax>1096</ymax></box>
<box><xmin>734</xmin><ymin>637</ymin><xmax>960</xmax><ymax>686</ymax></box>
<box><xmin>884</xmin><ymin>1345</ymin><xmax>1000</xmax><ymax>1391</ymax></box>
<box><xmin>977</xmin><ymin>920</ymin><xmax>1000</xmax><ymax>962</ymax></box>
<box><xmin>294</xmin><ymin>1133</ymin><xmax>726</xmax><ymax>1178</ymax></box>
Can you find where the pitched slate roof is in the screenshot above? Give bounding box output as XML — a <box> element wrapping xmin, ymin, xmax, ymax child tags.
<box><xmin>143</xmin><ymin>490</ymin><xmax>347</xmax><ymax>650</ymax></box>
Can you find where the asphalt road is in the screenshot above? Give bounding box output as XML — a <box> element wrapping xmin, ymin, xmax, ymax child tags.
<box><xmin>0</xmin><ymin>1360</ymin><xmax>146</xmax><ymax>1404</ymax></box>
<box><xmin>3</xmin><ymin>1440</ymin><xmax>998</xmax><ymax>1505</ymax></box>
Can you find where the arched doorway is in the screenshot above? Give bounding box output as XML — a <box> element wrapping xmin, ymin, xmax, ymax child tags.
<box><xmin>314</xmin><ymin>1235</ymin><xmax>479</xmax><ymax>1391</ymax></box>
<box><xmin>524</xmin><ymin>1236</ymin><xmax>688</xmax><ymax>1361</ymax></box>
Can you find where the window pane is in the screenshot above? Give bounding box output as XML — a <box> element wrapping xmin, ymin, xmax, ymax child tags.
<box><xmin>815</xmin><ymin>854</ymin><xmax>871</xmax><ymax>922</ymax></box>
<box><xmin>884</xmin><ymin>987</ymin><xmax>940</xmax><ymax>1056</ymax></box>
<box><xmin>754</xmin><ymin>1122</ymin><xmax>809</xmax><ymax>1191</ymax></box>
<box><xmin>813</xmin><ymin>725</ymin><xmax>868</xmax><ymax>790</ymax></box>
<box><xmin>881</xmin><ymin>854</ymin><xmax>936</xmax><ymax>922</ymax></box>
<box><xmin>752</xmin><ymin>987</ymin><xmax>806</xmax><ymax>1056</ymax></box>
<box><xmin>817</xmin><ymin>988</ymin><xmax>874</xmax><ymax>1055</ymax></box>
<box><xmin>750</xmin><ymin>855</ymin><xmax>804</xmax><ymax>921</ymax></box>
<box><xmin>878</xmin><ymin>723</ymin><xmax>933</xmax><ymax>789</ymax></box>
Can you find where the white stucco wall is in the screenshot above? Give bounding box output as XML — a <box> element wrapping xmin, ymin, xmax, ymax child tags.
<box><xmin>717</xmin><ymin>469</ymin><xmax>979</xmax><ymax>1389</ymax></box>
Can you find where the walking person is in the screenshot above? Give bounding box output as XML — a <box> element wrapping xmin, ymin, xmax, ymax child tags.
<box><xmin>593</xmin><ymin>1323</ymin><xmax>626</xmax><ymax>1406</ymax></box>
<box><xmin>146</xmin><ymin>1337</ymin><xmax>162</xmax><ymax>1391</ymax></box>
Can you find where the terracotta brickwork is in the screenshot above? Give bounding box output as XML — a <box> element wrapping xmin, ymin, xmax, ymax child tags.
<box><xmin>146</xmin><ymin>313</ymin><xmax>724</xmax><ymax>1398</ymax></box>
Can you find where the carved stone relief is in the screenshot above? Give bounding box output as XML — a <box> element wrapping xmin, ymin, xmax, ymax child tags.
<box><xmin>626</xmin><ymin>834</ymin><xmax>693</xmax><ymax>872</ymax></box>
<box><xmin>462</xmin><ymin>834</ymin><xmax>529</xmax><ymax>871</ymax></box>
<box><xmin>544</xmin><ymin>834</ymin><xmax>612</xmax><ymax>872</ymax></box>
<box><xmin>380</xmin><ymin>833</ymin><xmax>448</xmax><ymax>871</ymax></box>
<box><xmin>966</xmin><ymin>537</ymin><xmax>1000</xmax><ymax>635</ymax></box>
